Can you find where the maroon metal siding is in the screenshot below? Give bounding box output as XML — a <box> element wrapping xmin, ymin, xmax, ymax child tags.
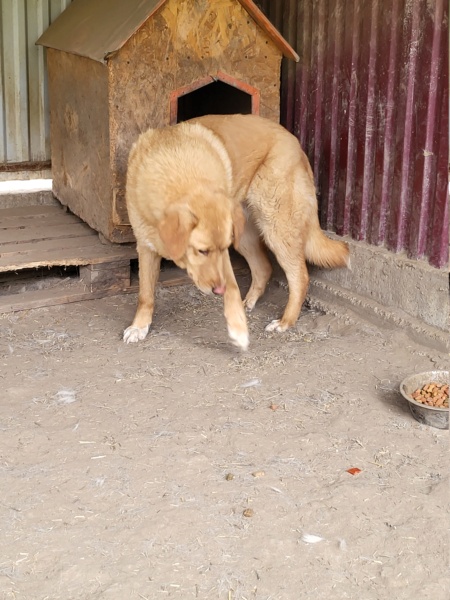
<box><xmin>258</xmin><ymin>0</ymin><xmax>448</xmax><ymax>268</ymax></box>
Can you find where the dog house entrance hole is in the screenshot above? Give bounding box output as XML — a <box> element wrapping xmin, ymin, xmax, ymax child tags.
<box><xmin>176</xmin><ymin>80</ymin><xmax>252</xmax><ymax>123</ymax></box>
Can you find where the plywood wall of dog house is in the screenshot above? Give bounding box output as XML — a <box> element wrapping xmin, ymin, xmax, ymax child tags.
<box><xmin>108</xmin><ymin>0</ymin><xmax>281</xmax><ymax>227</ymax></box>
<box><xmin>47</xmin><ymin>49</ymin><xmax>113</xmax><ymax>239</ymax></box>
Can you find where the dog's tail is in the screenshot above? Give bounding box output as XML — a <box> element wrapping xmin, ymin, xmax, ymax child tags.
<box><xmin>305</xmin><ymin>216</ymin><xmax>350</xmax><ymax>269</ymax></box>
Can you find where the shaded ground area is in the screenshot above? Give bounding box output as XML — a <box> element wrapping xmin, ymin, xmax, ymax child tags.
<box><xmin>0</xmin><ymin>276</ymin><xmax>448</xmax><ymax>600</ymax></box>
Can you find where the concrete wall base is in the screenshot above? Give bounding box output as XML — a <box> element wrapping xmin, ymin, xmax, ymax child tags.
<box><xmin>307</xmin><ymin>278</ymin><xmax>449</xmax><ymax>353</ymax></box>
<box><xmin>304</xmin><ymin>237</ymin><xmax>449</xmax><ymax>352</ymax></box>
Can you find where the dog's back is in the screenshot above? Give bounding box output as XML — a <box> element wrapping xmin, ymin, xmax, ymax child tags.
<box><xmin>189</xmin><ymin>114</ymin><xmax>349</xmax><ymax>271</ymax></box>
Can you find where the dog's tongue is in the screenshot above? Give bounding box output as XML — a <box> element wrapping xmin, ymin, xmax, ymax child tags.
<box><xmin>213</xmin><ymin>285</ymin><xmax>226</xmax><ymax>295</ymax></box>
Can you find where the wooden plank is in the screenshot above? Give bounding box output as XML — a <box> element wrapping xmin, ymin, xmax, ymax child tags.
<box><xmin>0</xmin><ymin>270</ymin><xmax>189</xmax><ymax>313</ymax></box>
<box><xmin>158</xmin><ymin>260</ymin><xmax>249</xmax><ymax>286</ymax></box>
<box><xmin>0</xmin><ymin>243</ymin><xmax>137</xmax><ymax>272</ymax></box>
<box><xmin>80</xmin><ymin>259</ymin><xmax>131</xmax><ymax>293</ymax></box>
<box><xmin>0</xmin><ymin>205</ymin><xmax>65</xmax><ymax>218</ymax></box>
<box><xmin>0</xmin><ymin>234</ymin><xmax>112</xmax><ymax>256</ymax></box>
<box><xmin>0</xmin><ymin>259</ymin><xmax>249</xmax><ymax>314</ymax></box>
<box><xmin>0</xmin><ymin>221</ymin><xmax>95</xmax><ymax>244</ymax></box>
<box><xmin>0</xmin><ymin>265</ymin><xmax>76</xmax><ymax>285</ymax></box>
<box><xmin>0</xmin><ymin>199</ymin><xmax>137</xmax><ymax>271</ymax></box>
<box><xmin>159</xmin><ymin>267</ymin><xmax>191</xmax><ymax>287</ymax></box>
<box><xmin>0</xmin><ymin>191</ymin><xmax>57</xmax><ymax>209</ymax></box>
<box><xmin>0</xmin><ymin>232</ymin><xmax>132</xmax><ymax>257</ymax></box>
<box><xmin>47</xmin><ymin>50</ymin><xmax>113</xmax><ymax>241</ymax></box>
<box><xmin>0</xmin><ymin>283</ymin><xmax>137</xmax><ymax>314</ymax></box>
<box><xmin>1</xmin><ymin>211</ymin><xmax>82</xmax><ymax>229</ymax></box>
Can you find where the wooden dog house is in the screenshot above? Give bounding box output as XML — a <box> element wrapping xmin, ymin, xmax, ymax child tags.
<box><xmin>37</xmin><ymin>0</ymin><xmax>298</xmax><ymax>243</ymax></box>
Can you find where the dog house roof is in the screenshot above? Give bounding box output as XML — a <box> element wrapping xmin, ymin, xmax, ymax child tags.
<box><xmin>37</xmin><ymin>0</ymin><xmax>299</xmax><ymax>63</ymax></box>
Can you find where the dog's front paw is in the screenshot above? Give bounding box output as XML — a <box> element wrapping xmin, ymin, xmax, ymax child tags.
<box><xmin>123</xmin><ymin>325</ymin><xmax>150</xmax><ymax>343</ymax></box>
<box><xmin>265</xmin><ymin>319</ymin><xmax>289</xmax><ymax>333</ymax></box>
<box><xmin>227</xmin><ymin>326</ymin><xmax>249</xmax><ymax>351</ymax></box>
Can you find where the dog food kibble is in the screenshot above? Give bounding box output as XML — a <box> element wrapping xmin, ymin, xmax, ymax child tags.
<box><xmin>411</xmin><ymin>382</ymin><xmax>449</xmax><ymax>408</ymax></box>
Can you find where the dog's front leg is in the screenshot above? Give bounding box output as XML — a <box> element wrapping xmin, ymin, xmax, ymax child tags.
<box><xmin>222</xmin><ymin>252</ymin><xmax>249</xmax><ymax>351</ymax></box>
<box><xmin>123</xmin><ymin>244</ymin><xmax>161</xmax><ymax>343</ymax></box>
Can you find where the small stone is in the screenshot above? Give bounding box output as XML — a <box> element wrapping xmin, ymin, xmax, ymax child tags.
<box><xmin>243</xmin><ymin>508</ymin><xmax>254</xmax><ymax>518</ymax></box>
<box><xmin>225</xmin><ymin>473</ymin><xmax>234</xmax><ymax>481</ymax></box>
<box><xmin>252</xmin><ymin>470</ymin><xmax>265</xmax><ymax>478</ymax></box>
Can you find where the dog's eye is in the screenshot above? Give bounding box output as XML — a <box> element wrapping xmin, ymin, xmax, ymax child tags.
<box><xmin>198</xmin><ymin>249</ymin><xmax>209</xmax><ymax>256</ymax></box>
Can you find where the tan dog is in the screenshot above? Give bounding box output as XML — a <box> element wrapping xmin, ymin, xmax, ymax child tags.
<box><xmin>123</xmin><ymin>114</ymin><xmax>349</xmax><ymax>350</ymax></box>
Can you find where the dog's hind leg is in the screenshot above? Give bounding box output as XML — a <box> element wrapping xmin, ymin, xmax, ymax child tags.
<box><xmin>235</xmin><ymin>214</ymin><xmax>272</xmax><ymax>311</ymax></box>
<box><xmin>246</xmin><ymin>148</ymin><xmax>312</xmax><ymax>333</ymax></box>
<box><xmin>264</xmin><ymin>242</ymin><xmax>309</xmax><ymax>333</ymax></box>
<box><xmin>123</xmin><ymin>244</ymin><xmax>161</xmax><ymax>343</ymax></box>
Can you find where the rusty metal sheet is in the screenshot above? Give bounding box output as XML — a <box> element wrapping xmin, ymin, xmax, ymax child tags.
<box><xmin>258</xmin><ymin>0</ymin><xmax>448</xmax><ymax>269</ymax></box>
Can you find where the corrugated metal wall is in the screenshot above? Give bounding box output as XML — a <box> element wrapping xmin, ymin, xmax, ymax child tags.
<box><xmin>0</xmin><ymin>0</ymin><xmax>71</xmax><ymax>165</ymax></box>
<box><xmin>258</xmin><ymin>0</ymin><xmax>448</xmax><ymax>269</ymax></box>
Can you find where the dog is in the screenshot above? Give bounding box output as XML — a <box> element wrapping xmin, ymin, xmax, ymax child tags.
<box><xmin>123</xmin><ymin>114</ymin><xmax>349</xmax><ymax>350</ymax></box>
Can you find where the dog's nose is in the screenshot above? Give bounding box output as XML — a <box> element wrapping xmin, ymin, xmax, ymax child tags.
<box><xmin>213</xmin><ymin>284</ymin><xmax>226</xmax><ymax>295</ymax></box>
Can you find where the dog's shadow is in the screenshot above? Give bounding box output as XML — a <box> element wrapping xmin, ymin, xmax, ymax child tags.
<box><xmin>127</xmin><ymin>254</ymin><xmax>298</xmax><ymax>354</ymax></box>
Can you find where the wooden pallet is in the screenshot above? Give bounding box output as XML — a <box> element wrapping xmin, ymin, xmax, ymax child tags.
<box><xmin>0</xmin><ymin>203</ymin><xmax>248</xmax><ymax>313</ymax></box>
<box><xmin>0</xmin><ymin>203</ymin><xmax>139</xmax><ymax>313</ymax></box>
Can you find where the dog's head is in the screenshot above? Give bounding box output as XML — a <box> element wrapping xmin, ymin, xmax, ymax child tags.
<box><xmin>158</xmin><ymin>193</ymin><xmax>245</xmax><ymax>295</ymax></box>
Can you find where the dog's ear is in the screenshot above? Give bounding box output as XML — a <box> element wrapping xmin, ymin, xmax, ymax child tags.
<box><xmin>158</xmin><ymin>206</ymin><xmax>197</xmax><ymax>260</ymax></box>
<box><xmin>232</xmin><ymin>204</ymin><xmax>246</xmax><ymax>249</ymax></box>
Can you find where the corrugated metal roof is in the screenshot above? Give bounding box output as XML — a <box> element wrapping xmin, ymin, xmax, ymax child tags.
<box><xmin>36</xmin><ymin>0</ymin><xmax>299</xmax><ymax>63</ymax></box>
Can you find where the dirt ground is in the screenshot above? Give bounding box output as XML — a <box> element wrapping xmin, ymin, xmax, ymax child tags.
<box><xmin>0</xmin><ymin>274</ymin><xmax>448</xmax><ymax>600</ymax></box>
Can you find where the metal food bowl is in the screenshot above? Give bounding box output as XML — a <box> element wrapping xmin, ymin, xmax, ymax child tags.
<box><xmin>400</xmin><ymin>370</ymin><xmax>449</xmax><ymax>430</ymax></box>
